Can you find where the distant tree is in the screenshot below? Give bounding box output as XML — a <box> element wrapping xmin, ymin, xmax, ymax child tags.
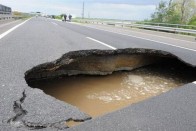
<box><xmin>174</xmin><ymin>0</ymin><xmax>196</xmax><ymax>24</ymax></box>
<box><xmin>150</xmin><ymin>0</ymin><xmax>196</xmax><ymax>24</ymax></box>
<box><xmin>151</xmin><ymin>1</ymin><xmax>168</xmax><ymax>23</ymax></box>
<box><xmin>165</xmin><ymin>2</ymin><xmax>181</xmax><ymax>24</ymax></box>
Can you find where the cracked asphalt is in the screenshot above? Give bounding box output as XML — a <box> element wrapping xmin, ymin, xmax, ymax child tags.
<box><xmin>0</xmin><ymin>17</ymin><xmax>196</xmax><ymax>130</ymax></box>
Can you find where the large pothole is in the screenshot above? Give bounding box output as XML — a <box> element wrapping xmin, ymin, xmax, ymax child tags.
<box><xmin>25</xmin><ymin>48</ymin><xmax>196</xmax><ymax>127</ymax></box>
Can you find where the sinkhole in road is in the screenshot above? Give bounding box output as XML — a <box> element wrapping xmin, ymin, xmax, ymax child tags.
<box><xmin>30</xmin><ymin>59</ymin><xmax>196</xmax><ymax>121</ymax></box>
<box><xmin>25</xmin><ymin>49</ymin><xmax>196</xmax><ymax>128</ymax></box>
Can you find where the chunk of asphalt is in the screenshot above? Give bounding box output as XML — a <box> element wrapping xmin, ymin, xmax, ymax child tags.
<box><xmin>21</xmin><ymin>88</ymin><xmax>91</xmax><ymax>129</ymax></box>
<box><xmin>1</xmin><ymin>85</ymin><xmax>91</xmax><ymax>130</ymax></box>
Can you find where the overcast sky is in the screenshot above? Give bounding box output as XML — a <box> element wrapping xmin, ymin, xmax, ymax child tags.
<box><xmin>0</xmin><ymin>0</ymin><xmax>169</xmax><ymax>20</ymax></box>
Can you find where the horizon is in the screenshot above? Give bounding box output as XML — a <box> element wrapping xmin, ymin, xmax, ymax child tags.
<box><xmin>0</xmin><ymin>0</ymin><xmax>169</xmax><ymax>20</ymax></box>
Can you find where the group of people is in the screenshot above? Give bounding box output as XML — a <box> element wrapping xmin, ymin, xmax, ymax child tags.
<box><xmin>63</xmin><ymin>14</ymin><xmax>72</xmax><ymax>22</ymax></box>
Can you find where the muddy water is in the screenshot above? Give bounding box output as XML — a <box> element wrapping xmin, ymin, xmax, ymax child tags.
<box><xmin>39</xmin><ymin>62</ymin><xmax>195</xmax><ymax>120</ymax></box>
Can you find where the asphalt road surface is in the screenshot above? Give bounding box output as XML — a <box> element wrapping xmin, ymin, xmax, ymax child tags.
<box><xmin>0</xmin><ymin>17</ymin><xmax>196</xmax><ymax>131</ymax></box>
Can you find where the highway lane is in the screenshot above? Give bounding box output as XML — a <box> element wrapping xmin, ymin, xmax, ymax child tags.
<box><xmin>55</xmin><ymin>19</ymin><xmax>196</xmax><ymax>48</ymax></box>
<box><xmin>0</xmin><ymin>17</ymin><xmax>110</xmax><ymax>86</ymax></box>
<box><xmin>52</xmin><ymin>19</ymin><xmax>196</xmax><ymax>65</ymax></box>
<box><xmin>0</xmin><ymin>17</ymin><xmax>196</xmax><ymax>130</ymax></box>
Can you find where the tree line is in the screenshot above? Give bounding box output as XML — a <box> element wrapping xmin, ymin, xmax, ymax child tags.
<box><xmin>150</xmin><ymin>0</ymin><xmax>196</xmax><ymax>25</ymax></box>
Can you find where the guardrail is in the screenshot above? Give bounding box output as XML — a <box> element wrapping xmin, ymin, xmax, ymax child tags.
<box><xmin>137</xmin><ymin>22</ymin><xmax>196</xmax><ymax>30</ymax></box>
<box><xmin>0</xmin><ymin>14</ymin><xmax>24</xmax><ymax>21</ymax></box>
<box><xmin>0</xmin><ymin>12</ymin><xmax>12</xmax><ymax>20</ymax></box>
<box><xmin>0</xmin><ymin>14</ymin><xmax>12</xmax><ymax>20</ymax></box>
<box><xmin>75</xmin><ymin>20</ymin><xmax>196</xmax><ymax>35</ymax></box>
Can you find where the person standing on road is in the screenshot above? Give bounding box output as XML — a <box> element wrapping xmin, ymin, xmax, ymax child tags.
<box><xmin>64</xmin><ymin>14</ymin><xmax>67</xmax><ymax>22</ymax></box>
<box><xmin>68</xmin><ymin>14</ymin><xmax>72</xmax><ymax>22</ymax></box>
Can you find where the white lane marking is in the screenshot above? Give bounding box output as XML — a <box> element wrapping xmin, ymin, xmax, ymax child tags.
<box><xmin>0</xmin><ymin>19</ymin><xmax>31</xmax><ymax>40</ymax></box>
<box><xmin>51</xmin><ymin>22</ymin><xmax>58</xmax><ymax>26</ymax></box>
<box><xmin>193</xmin><ymin>81</ymin><xmax>196</xmax><ymax>84</ymax></box>
<box><xmin>74</xmin><ymin>23</ymin><xmax>196</xmax><ymax>52</ymax></box>
<box><xmin>86</xmin><ymin>37</ymin><xmax>117</xmax><ymax>50</ymax></box>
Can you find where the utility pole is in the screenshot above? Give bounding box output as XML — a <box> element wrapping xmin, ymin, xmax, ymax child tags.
<box><xmin>82</xmin><ymin>1</ymin><xmax>85</xmax><ymax>19</ymax></box>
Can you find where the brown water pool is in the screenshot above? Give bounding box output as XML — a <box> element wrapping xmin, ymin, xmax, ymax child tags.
<box><xmin>36</xmin><ymin>61</ymin><xmax>195</xmax><ymax>120</ymax></box>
